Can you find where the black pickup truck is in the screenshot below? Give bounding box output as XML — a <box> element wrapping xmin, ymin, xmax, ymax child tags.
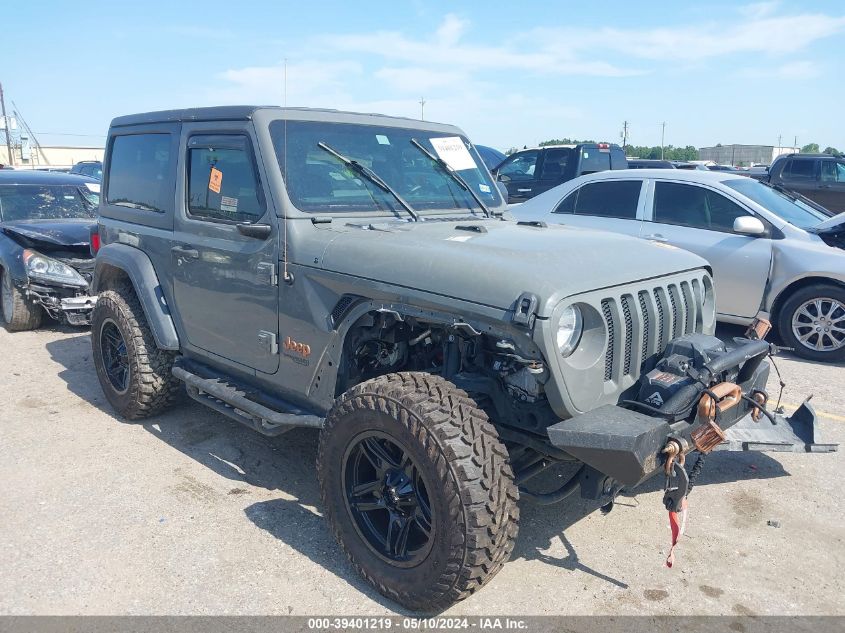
<box><xmin>492</xmin><ymin>143</ymin><xmax>627</xmax><ymax>204</ymax></box>
<box><xmin>757</xmin><ymin>153</ymin><xmax>845</xmax><ymax>215</ymax></box>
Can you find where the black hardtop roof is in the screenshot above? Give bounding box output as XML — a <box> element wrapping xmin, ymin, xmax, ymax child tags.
<box><xmin>0</xmin><ymin>170</ymin><xmax>99</xmax><ymax>185</ymax></box>
<box><xmin>775</xmin><ymin>153</ymin><xmax>841</xmax><ymax>160</ymax></box>
<box><xmin>110</xmin><ymin>106</ymin><xmax>444</xmax><ymax>128</ymax></box>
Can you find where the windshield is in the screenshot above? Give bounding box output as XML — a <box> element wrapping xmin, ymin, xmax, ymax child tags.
<box><xmin>723</xmin><ymin>178</ymin><xmax>828</xmax><ymax>230</ymax></box>
<box><xmin>270</xmin><ymin>121</ymin><xmax>501</xmax><ymax>214</ymax></box>
<box><xmin>0</xmin><ymin>184</ymin><xmax>98</xmax><ymax>222</ymax></box>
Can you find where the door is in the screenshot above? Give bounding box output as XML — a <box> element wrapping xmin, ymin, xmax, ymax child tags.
<box><xmin>778</xmin><ymin>157</ymin><xmax>820</xmax><ymax>201</ymax></box>
<box><xmin>645</xmin><ymin>180</ymin><xmax>772</xmax><ymax>319</ymax></box>
<box><xmin>818</xmin><ymin>159</ymin><xmax>845</xmax><ymax>214</ymax></box>
<box><xmin>534</xmin><ymin>148</ymin><xmax>573</xmax><ymax>197</ymax></box>
<box><xmin>495</xmin><ymin>150</ymin><xmax>539</xmax><ymax>203</ymax></box>
<box><xmin>549</xmin><ymin>179</ymin><xmax>646</xmax><ymax>237</ymax></box>
<box><xmin>172</xmin><ymin>127</ymin><xmax>280</xmax><ymax>374</ymax></box>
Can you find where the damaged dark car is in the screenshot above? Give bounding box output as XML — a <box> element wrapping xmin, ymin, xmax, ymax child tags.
<box><xmin>0</xmin><ymin>170</ymin><xmax>99</xmax><ymax>330</ymax></box>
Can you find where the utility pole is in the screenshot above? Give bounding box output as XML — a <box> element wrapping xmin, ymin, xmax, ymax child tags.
<box><xmin>660</xmin><ymin>121</ymin><xmax>666</xmax><ymax>160</ymax></box>
<box><xmin>621</xmin><ymin>120</ymin><xmax>629</xmax><ymax>151</ymax></box>
<box><xmin>777</xmin><ymin>134</ymin><xmax>782</xmax><ymax>153</ymax></box>
<box><xmin>0</xmin><ymin>82</ymin><xmax>13</xmax><ymax>166</ymax></box>
<box><xmin>419</xmin><ymin>97</ymin><xmax>426</xmax><ymax>121</ymax></box>
<box><xmin>793</xmin><ymin>135</ymin><xmax>797</xmax><ymax>151</ymax></box>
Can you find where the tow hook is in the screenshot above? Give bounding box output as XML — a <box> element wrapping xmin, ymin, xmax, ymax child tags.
<box><xmin>662</xmin><ymin>438</ymin><xmax>692</xmax><ymax>568</ymax></box>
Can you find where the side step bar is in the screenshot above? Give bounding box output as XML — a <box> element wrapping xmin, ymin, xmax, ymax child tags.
<box><xmin>172</xmin><ymin>365</ymin><xmax>324</xmax><ymax>436</ymax></box>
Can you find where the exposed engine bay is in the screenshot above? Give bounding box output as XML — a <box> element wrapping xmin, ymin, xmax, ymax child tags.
<box><xmin>337</xmin><ymin>311</ymin><xmax>835</xmax><ymax>509</ymax></box>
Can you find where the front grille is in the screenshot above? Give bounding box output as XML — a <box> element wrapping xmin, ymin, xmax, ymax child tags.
<box><xmin>601</xmin><ymin>300</ymin><xmax>614</xmax><ymax>381</ymax></box>
<box><xmin>601</xmin><ymin>279</ymin><xmax>701</xmax><ymax>383</ymax></box>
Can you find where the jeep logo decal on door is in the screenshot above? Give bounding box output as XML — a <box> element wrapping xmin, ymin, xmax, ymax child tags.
<box><xmin>283</xmin><ymin>336</ymin><xmax>311</xmax><ymax>359</ymax></box>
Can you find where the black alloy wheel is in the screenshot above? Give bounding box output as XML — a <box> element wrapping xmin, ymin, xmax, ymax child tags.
<box><xmin>99</xmin><ymin>318</ymin><xmax>130</xmax><ymax>393</ymax></box>
<box><xmin>342</xmin><ymin>431</ymin><xmax>434</xmax><ymax>567</ymax></box>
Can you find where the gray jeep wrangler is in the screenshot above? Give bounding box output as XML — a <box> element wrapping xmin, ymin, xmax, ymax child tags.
<box><xmin>89</xmin><ymin>107</ymin><xmax>833</xmax><ymax>611</ymax></box>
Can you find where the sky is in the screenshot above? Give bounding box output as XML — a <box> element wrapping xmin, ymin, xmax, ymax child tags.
<box><xmin>3</xmin><ymin>1</ymin><xmax>845</xmax><ymax>152</ymax></box>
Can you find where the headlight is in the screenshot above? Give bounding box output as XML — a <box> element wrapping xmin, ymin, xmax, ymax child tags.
<box><xmin>556</xmin><ymin>305</ymin><xmax>583</xmax><ymax>357</ymax></box>
<box><xmin>23</xmin><ymin>250</ymin><xmax>88</xmax><ymax>287</ymax></box>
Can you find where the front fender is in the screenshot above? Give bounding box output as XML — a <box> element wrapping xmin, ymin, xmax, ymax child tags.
<box><xmin>92</xmin><ymin>243</ymin><xmax>180</xmax><ymax>350</ymax></box>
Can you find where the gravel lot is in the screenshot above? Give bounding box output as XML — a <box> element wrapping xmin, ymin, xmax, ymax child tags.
<box><xmin>1</xmin><ymin>323</ymin><xmax>843</xmax><ymax>616</ymax></box>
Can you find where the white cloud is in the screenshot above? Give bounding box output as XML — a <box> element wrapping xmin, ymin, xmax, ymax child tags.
<box><xmin>323</xmin><ymin>14</ymin><xmax>640</xmax><ymax>77</ymax></box>
<box><xmin>528</xmin><ymin>9</ymin><xmax>845</xmax><ymax>62</ymax></box>
<box><xmin>735</xmin><ymin>60</ymin><xmax>822</xmax><ymax>80</ymax></box>
<box><xmin>216</xmin><ymin>60</ymin><xmax>362</xmax><ymax>106</ymax></box>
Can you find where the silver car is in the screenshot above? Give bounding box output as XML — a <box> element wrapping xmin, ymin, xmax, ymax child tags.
<box><xmin>513</xmin><ymin>169</ymin><xmax>845</xmax><ymax>362</ymax></box>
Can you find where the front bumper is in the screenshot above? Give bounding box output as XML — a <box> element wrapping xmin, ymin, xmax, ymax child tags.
<box><xmin>547</xmin><ymin>401</ymin><xmax>837</xmax><ymax>488</ymax></box>
<box><xmin>21</xmin><ymin>281</ymin><xmax>97</xmax><ymax>326</ymax></box>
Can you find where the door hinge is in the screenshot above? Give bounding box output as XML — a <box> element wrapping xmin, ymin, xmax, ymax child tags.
<box><xmin>258</xmin><ymin>331</ymin><xmax>278</xmax><ymax>355</ymax></box>
<box><xmin>257</xmin><ymin>262</ymin><xmax>278</xmax><ymax>286</ymax></box>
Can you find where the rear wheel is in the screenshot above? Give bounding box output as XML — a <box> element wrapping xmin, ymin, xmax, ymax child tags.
<box><xmin>778</xmin><ymin>283</ymin><xmax>845</xmax><ymax>362</ymax></box>
<box><xmin>0</xmin><ymin>267</ymin><xmax>42</xmax><ymax>331</ymax></box>
<box><xmin>317</xmin><ymin>372</ymin><xmax>519</xmax><ymax>612</ymax></box>
<box><xmin>91</xmin><ymin>284</ymin><xmax>182</xmax><ymax>418</ymax></box>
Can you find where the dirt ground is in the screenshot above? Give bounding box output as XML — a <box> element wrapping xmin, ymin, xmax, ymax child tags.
<box><xmin>1</xmin><ymin>323</ymin><xmax>843</xmax><ymax>616</ymax></box>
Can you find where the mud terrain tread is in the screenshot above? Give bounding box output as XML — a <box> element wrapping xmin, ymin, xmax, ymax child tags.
<box><xmin>92</xmin><ymin>283</ymin><xmax>181</xmax><ymax>419</ymax></box>
<box><xmin>1</xmin><ymin>268</ymin><xmax>42</xmax><ymax>331</ymax></box>
<box><xmin>318</xmin><ymin>372</ymin><xmax>519</xmax><ymax>612</ymax></box>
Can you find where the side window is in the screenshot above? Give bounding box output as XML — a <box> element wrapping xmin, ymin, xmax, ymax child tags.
<box><xmin>579</xmin><ymin>148</ymin><xmax>611</xmax><ymax>174</ymax></box>
<box><xmin>572</xmin><ymin>180</ymin><xmax>641</xmax><ymax>219</ymax></box>
<box><xmin>553</xmin><ymin>189</ymin><xmax>577</xmax><ymax>214</ymax></box>
<box><xmin>653</xmin><ymin>182</ymin><xmax>750</xmax><ymax>232</ymax></box>
<box><xmin>498</xmin><ymin>151</ymin><xmax>539</xmax><ymax>181</ymax></box>
<box><xmin>821</xmin><ymin>161</ymin><xmax>845</xmax><ymax>183</ymax></box>
<box><xmin>107</xmin><ymin>134</ymin><xmax>172</xmax><ymax>212</ymax></box>
<box><xmin>539</xmin><ymin>148</ymin><xmax>571</xmax><ymax>181</ymax></box>
<box><xmin>783</xmin><ymin>158</ymin><xmax>816</xmax><ymax>180</ymax></box>
<box><xmin>187</xmin><ymin>135</ymin><xmax>264</xmax><ymax>223</ymax></box>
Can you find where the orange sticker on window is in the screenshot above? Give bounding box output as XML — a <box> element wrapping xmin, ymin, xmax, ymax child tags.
<box><xmin>208</xmin><ymin>167</ymin><xmax>223</xmax><ymax>194</ymax></box>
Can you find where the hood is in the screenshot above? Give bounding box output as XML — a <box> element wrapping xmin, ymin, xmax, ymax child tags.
<box><xmin>1</xmin><ymin>219</ymin><xmax>96</xmax><ymax>249</ymax></box>
<box><xmin>319</xmin><ymin>219</ymin><xmax>708</xmax><ymax>316</ymax></box>
<box><xmin>811</xmin><ymin>211</ymin><xmax>845</xmax><ymax>234</ymax></box>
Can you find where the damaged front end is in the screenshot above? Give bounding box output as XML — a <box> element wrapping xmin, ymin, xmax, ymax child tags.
<box><xmin>20</xmin><ymin>249</ymin><xmax>96</xmax><ymax>325</ymax></box>
<box><xmin>545</xmin><ymin>318</ymin><xmax>837</xmax><ymax>497</ymax></box>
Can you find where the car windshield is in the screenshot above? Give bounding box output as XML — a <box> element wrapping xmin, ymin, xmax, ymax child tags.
<box><xmin>723</xmin><ymin>178</ymin><xmax>828</xmax><ymax>229</ymax></box>
<box><xmin>0</xmin><ymin>184</ymin><xmax>98</xmax><ymax>222</ymax></box>
<box><xmin>270</xmin><ymin>120</ymin><xmax>501</xmax><ymax>214</ymax></box>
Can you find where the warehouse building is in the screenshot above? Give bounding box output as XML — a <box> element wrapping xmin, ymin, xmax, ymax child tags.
<box><xmin>1</xmin><ymin>144</ymin><xmax>104</xmax><ymax>169</ymax></box>
<box><xmin>698</xmin><ymin>144</ymin><xmax>798</xmax><ymax>166</ymax></box>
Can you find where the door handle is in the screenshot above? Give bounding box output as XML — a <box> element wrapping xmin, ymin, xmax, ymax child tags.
<box><xmin>171</xmin><ymin>245</ymin><xmax>199</xmax><ymax>259</ymax></box>
<box><xmin>237</xmin><ymin>223</ymin><xmax>272</xmax><ymax>239</ymax></box>
<box><xmin>517</xmin><ymin>188</ymin><xmax>533</xmax><ymax>193</ymax></box>
<box><xmin>644</xmin><ymin>234</ymin><xmax>668</xmax><ymax>243</ymax></box>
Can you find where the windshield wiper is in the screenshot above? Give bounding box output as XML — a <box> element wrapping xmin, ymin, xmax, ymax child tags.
<box><xmin>409</xmin><ymin>139</ymin><xmax>492</xmax><ymax>218</ymax></box>
<box><xmin>763</xmin><ymin>181</ymin><xmax>832</xmax><ymax>215</ymax></box>
<box><xmin>317</xmin><ymin>142</ymin><xmax>419</xmax><ymax>222</ymax></box>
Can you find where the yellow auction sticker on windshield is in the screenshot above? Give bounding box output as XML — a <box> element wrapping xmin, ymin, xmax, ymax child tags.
<box><xmin>430</xmin><ymin>137</ymin><xmax>476</xmax><ymax>171</ymax></box>
<box><xmin>208</xmin><ymin>167</ymin><xmax>223</xmax><ymax>194</ymax></box>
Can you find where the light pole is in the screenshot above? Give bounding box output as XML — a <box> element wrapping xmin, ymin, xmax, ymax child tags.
<box><xmin>660</xmin><ymin>121</ymin><xmax>666</xmax><ymax>160</ymax></box>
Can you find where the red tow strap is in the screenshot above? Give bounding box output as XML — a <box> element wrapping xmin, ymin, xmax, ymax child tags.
<box><xmin>665</xmin><ymin>497</ymin><xmax>688</xmax><ymax>568</ymax></box>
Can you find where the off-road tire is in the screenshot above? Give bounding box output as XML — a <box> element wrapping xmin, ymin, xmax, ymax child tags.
<box><xmin>317</xmin><ymin>372</ymin><xmax>519</xmax><ymax>612</ymax></box>
<box><xmin>1</xmin><ymin>267</ymin><xmax>42</xmax><ymax>331</ymax></box>
<box><xmin>91</xmin><ymin>283</ymin><xmax>182</xmax><ymax>419</ymax></box>
<box><xmin>777</xmin><ymin>283</ymin><xmax>845</xmax><ymax>363</ymax></box>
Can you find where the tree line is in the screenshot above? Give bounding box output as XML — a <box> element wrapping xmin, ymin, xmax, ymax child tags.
<box><xmin>504</xmin><ymin>139</ymin><xmax>842</xmax><ymax>161</ymax></box>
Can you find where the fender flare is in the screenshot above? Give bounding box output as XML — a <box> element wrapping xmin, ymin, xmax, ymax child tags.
<box><xmin>92</xmin><ymin>243</ymin><xmax>180</xmax><ymax>350</ymax></box>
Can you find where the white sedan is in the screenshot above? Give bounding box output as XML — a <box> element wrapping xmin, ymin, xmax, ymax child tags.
<box><xmin>512</xmin><ymin>169</ymin><xmax>845</xmax><ymax>362</ymax></box>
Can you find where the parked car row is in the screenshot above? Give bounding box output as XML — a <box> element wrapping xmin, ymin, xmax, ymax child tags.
<box><xmin>1</xmin><ymin>105</ymin><xmax>833</xmax><ymax>613</ymax></box>
<box><xmin>513</xmin><ymin>169</ymin><xmax>845</xmax><ymax>361</ymax></box>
